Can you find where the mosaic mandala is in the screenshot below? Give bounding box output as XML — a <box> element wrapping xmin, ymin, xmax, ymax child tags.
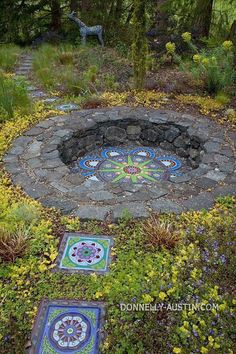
<box><xmin>58</xmin><ymin>234</ymin><xmax>112</xmax><ymax>272</ymax></box>
<box><xmin>32</xmin><ymin>302</ymin><xmax>102</xmax><ymax>353</ymax></box>
<box><xmin>72</xmin><ymin>147</ymin><xmax>183</xmax><ymax>183</ymax></box>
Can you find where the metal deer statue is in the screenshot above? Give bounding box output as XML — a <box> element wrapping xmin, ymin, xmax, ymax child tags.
<box><xmin>68</xmin><ymin>11</ymin><xmax>104</xmax><ymax>47</ymax></box>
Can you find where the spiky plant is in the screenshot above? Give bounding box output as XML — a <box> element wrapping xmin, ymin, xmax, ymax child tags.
<box><xmin>143</xmin><ymin>215</ymin><xmax>180</xmax><ymax>250</ymax></box>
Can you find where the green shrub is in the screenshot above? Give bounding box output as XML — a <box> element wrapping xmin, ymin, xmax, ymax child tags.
<box><xmin>32</xmin><ymin>44</ymin><xmax>131</xmax><ymax>95</ymax></box>
<box><xmin>7</xmin><ymin>203</ymin><xmax>41</xmax><ymax>227</ymax></box>
<box><xmin>0</xmin><ymin>73</ymin><xmax>31</xmax><ymax>120</ymax></box>
<box><xmin>180</xmin><ymin>36</ymin><xmax>235</xmax><ymax>94</ymax></box>
<box><xmin>132</xmin><ymin>0</ymin><xmax>148</xmax><ymax>89</ymax></box>
<box><xmin>32</xmin><ymin>44</ymin><xmax>58</xmax><ymax>89</ymax></box>
<box><xmin>0</xmin><ymin>45</ymin><xmax>21</xmax><ymax>72</ymax></box>
<box><xmin>58</xmin><ymin>44</ymin><xmax>74</xmax><ymax>65</ymax></box>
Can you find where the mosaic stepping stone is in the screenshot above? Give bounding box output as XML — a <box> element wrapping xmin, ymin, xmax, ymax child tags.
<box><xmin>42</xmin><ymin>97</ymin><xmax>60</xmax><ymax>104</ymax></box>
<box><xmin>15</xmin><ymin>70</ymin><xmax>29</xmax><ymax>76</ymax></box>
<box><xmin>55</xmin><ymin>103</ymin><xmax>79</xmax><ymax>112</ymax></box>
<box><xmin>27</xmin><ymin>85</ymin><xmax>37</xmax><ymax>91</ymax></box>
<box><xmin>30</xmin><ymin>299</ymin><xmax>105</xmax><ymax>354</ymax></box>
<box><xmin>55</xmin><ymin>233</ymin><xmax>114</xmax><ymax>273</ymax></box>
<box><xmin>30</xmin><ymin>91</ymin><xmax>47</xmax><ymax>98</ymax></box>
<box><xmin>72</xmin><ymin>146</ymin><xmax>183</xmax><ymax>184</ymax></box>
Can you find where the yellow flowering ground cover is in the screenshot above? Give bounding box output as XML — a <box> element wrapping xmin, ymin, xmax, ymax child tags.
<box><xmin>0</xmin><ymin>54</ymin><xmax>235</xmax><ymax>354</ymax></box>
<box><xmin>0</xmin><ymin>117</ymin><xmax>235</xmax><ymax>353</ymax></box>
<box><xmin>101</xmin><ymin>90</ymin><xmax>235</xmax><ymax>125</ymax></box>
<box><xmin>101</xmin><ymin>90</ymin><xmax>169</xmax><ymax>109</ymax></box>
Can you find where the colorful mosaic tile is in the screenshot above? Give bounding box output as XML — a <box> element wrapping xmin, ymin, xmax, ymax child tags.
<box><xmin>71</xmin><ymin>146</ymin><xmax>183</xmax><ymax>184</ymax></box>
<box><xmin>56</xmin><ymin>233</ymin><xmax>113</xmax><ymax>273</ymax></box>
<box><xmin>30</xmin><ymin>299</ymin><xmax>104</xmax><ymax>354</ymax></box>
<box><xmin>55</xmin><ymin>103</ymin><xmax>79</xmax><ymax>112</ymax></box>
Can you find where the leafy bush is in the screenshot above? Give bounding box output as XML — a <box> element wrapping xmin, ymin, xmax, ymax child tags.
<box><xmin>0</xmin><ymin>45</ymin><xmax>21</xmax><ymax>72</ymax></box>
<box><xmin>32</xmin><ymin>44</ymin><xmax>131</xmax><ymax>95</ymax></box>
<box><xmin>7</xmin><ymin>202</ymin><xmax>41</xmax><ymax>227</ymax></box>
<box><xmin>180</xmin><ymin>36</ymin><xmax>235</xmax><ymax>94</ymax></box>
<box><xmin>58</xmin><ymin>51</ymin><xmax>73</xmax><ymax>65</ymax></box>
<box><xmin>32</xmin><ymin>45</ymin><xmax>58</xmax><ymax>89</ymax></box>
<box><xmin>0</xmin><ymin>73</ymin><xmax>31</xmax><ymax>120</ymax></box>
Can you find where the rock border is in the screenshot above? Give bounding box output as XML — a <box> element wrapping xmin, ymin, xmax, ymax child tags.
<box><xmin>4</xmin><ymin>107</ymin><xmax>236</xmax><ymax>221</ymax></box>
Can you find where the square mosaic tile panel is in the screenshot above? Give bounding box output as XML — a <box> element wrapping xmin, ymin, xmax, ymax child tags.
<box><xmin>30</xmin><ymin>299</ymin><xmax>105</xmax><ymax>354</ymax></box>
<box><xmin>56</xmin><ymin>233</ymin><xmax>114</xmax><ymax>273</ymax></box>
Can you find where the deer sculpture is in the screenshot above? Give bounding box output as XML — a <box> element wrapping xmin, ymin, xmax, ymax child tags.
<box><xmin>68</xmin><ymin>11</ymin><xmax>104</xmax><ymax>47</ymax></box>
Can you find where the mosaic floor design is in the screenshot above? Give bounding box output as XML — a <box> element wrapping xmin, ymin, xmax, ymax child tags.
<box><xmin>71</xmin><ymin>146</ymin><xmax>184</xmax><ymax>184</ymax></box>
<box><xmin>56</xmin><ymin>233</ymin><xmax>113</xmax><ymax>273</ymax></box>
<box><xmin>30</xmin><ymin>300</ymin><xmax>104</xmax><ymax>354</ymax></box>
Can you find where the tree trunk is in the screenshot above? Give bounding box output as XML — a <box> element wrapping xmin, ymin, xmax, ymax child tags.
<box><xmin>70</xmin><ymin>0</ymin><xmax>79</xmax><ymax>12</ymax></box>
<box><xmin>50</xmin><ymin>0</ymin><xmax>61</xmax><ymax>32</ymax></box>
<box><xmin>154</xmin><ymin>0</ymin><xmax>169</xmax><ymax>31</ymax></box>
<box><xmin>80</xmin><ymin>0</ymin><xmax>91</xmax><ymax>12</ymax></box>
<box><xmin>132</xmin><ymin>0</ymin><xmax>148</xmax><ymax>89</ymax></box>
<box><xmin>229</xmin><ymin>20</ymin><xmax>236</xmax><ymax>43</ymax></box>
<box><xmin>115</xmin><ymin>0</ymin><xmax>123</xmax><ymax>17</ymax></box>
<box><xmin>229</xmin><ymin>20</ymin><xmax>236</xmax><ymax>66</ymax></box>
<box><xmin>193</xmin><ymin>0</ymin><xmax>214</xmax><ymax>38</ymax></box>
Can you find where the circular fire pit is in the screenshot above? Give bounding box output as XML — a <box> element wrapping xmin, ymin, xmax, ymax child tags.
<box><xmin>4</xmin><ymin>107</ymin><xmax>236</xmax><ymax>221</ymax></box>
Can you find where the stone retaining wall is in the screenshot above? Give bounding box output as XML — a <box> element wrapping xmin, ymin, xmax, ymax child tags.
<box><xmin>3</xmin><ymin>107</ymin><xmax>236</xmax><ymax>221</ymax></box>
<box><xmin>59</xmin><ymin>119</ymin><xmax>202</xmax><ymax>169</ymax></box>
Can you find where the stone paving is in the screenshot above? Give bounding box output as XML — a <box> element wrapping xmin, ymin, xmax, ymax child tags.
<box><xmin>4</xmin><ymin>107</ymin><xmax>236</xmax><ymax>221</ymax></box>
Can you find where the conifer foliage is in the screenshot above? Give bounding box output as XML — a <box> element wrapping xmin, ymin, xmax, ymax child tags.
<box><xmin>132</xmin><ymin>0</ymin><xmax>148</xmax><ymax>90</ymax></box>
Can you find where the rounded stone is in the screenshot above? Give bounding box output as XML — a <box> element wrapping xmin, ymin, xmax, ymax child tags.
<box><xmin>105</xmin><ymin>126</ymin><xmax>127</xmax><ymax>142</ymax></box>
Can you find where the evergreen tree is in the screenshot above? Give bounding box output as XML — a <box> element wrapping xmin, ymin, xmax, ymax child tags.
<box><xmin>132</xmin><ymin>0</ymin><xmax>148</xmax><ymax>89</ymax></box>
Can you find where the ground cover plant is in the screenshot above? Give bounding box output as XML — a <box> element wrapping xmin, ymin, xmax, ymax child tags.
<box><xmin>0</xmin><ymin>170</ymin><xmax>235</xmax><ymax>353</ymax></box>
<box><xmin>0</xmin><ymin>81</ymin><xmax>235</xmax><ymax>352</ymax></box>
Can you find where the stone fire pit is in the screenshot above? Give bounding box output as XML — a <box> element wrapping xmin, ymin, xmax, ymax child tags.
<box><xmin>4</xmin><ymin>107</ymin><xmax>236</xmax><ymax>221</ymax></box>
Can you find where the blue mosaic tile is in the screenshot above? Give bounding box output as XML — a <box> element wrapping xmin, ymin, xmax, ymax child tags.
<box><xmin>30</xmin><ymin>300</ymin><xmax>104</xmax><ymax>354</ymax></box>
<box><xmin>30</xmin><ymin>91</ymin><xmax>47</xmax><ymax>98</ymax></box>
<box><xmin>56</xmin><ymin>233</ymin><xmax>114</xmax><ymax>273</ymax></box>
<box><xmin>55</xmin><ymin>103</ymin><xmax>79</xmax><ymax>112</ymax></box>
<box><xmin>43</xmin><ymin>97</ymin><xmax>60</xmax><ymax>103</ymax></box>
<box><xmin>71</xmin><ymin>146</ymin><xmax>183</xmax><ymax>184</ymax></box>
